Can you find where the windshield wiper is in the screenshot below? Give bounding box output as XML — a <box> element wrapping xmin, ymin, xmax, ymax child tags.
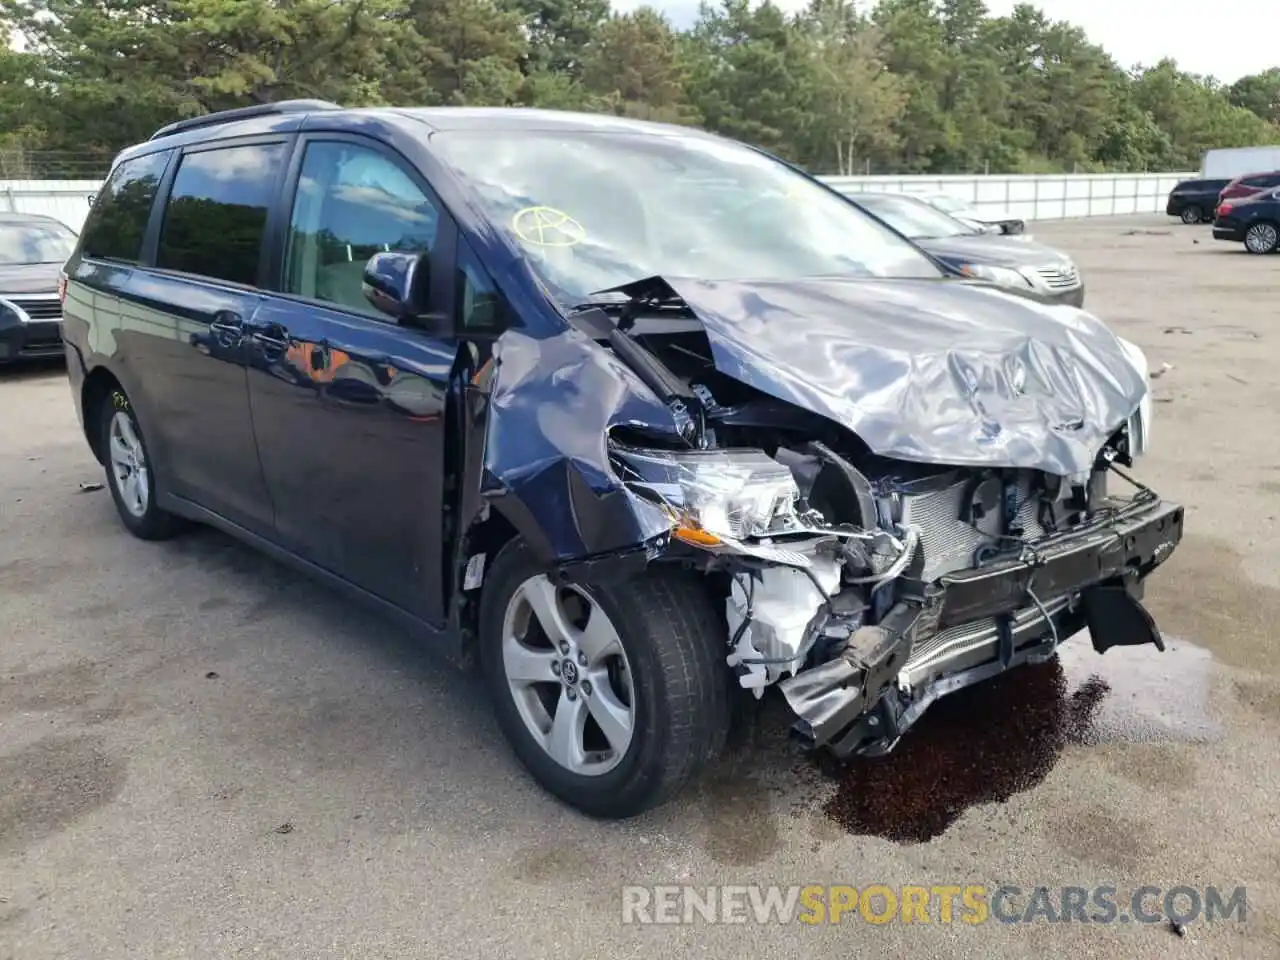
<box><xmin>568</xmin><ymin>292</ymin><xmax>633</xmax><ymax>315</ymax></box>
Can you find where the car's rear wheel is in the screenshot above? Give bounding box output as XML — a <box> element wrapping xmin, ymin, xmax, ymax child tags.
<box><xmin>1180</xmin><ymin>205</ymin><xmax>1203</xmax><ymax>225</ymax></box>
<box><xmin>99</xmin><ymin>388</ymin><xmax>185</xmax><ymax>540</ymax></box>
<box><xmin>1244</xmin><ymin>221</ymin><xmax>1279</xmax><ymax>255</ymax></box>
<box><xmin>479</xmin><ymin>539</ymin><xmax>730</xmax><ymax>818</ymax></box>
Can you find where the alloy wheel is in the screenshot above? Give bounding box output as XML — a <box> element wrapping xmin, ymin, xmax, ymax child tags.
<box><xmin>501</xmin><ymin>575</ymin><xmax>636</xmax><ymax>776</ymax></box>
<box><xmin>108</xmin><ymin>411</ymin><xmax>150</xmax><ymax>518</ymax></box>
<box><xmin>1245</xmin><ymin>222</ymin><xmax>1278</xmax><ymax>254</ymax></box>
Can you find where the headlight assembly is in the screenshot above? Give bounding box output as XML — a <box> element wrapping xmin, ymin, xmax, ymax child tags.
<box><xmin>611</xmin><ymin>446</ymin><xmax>800</xmax><ymax>545</ymax></box>
<box><xmin>959</xmin><ymin>263</ymin><xmax>1033</xmax><ymax>288</ymax></box>
<box><xmin>1115</xmin><ymin>336</ymin><xmax>1152</xmax><ymax>455</ymax></box>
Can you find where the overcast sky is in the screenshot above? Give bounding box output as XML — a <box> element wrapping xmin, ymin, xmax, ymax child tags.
<box><xmin>618</xmin><ymin>0</ymin><xmax>1274</xmax><ymax>84</ymax></box>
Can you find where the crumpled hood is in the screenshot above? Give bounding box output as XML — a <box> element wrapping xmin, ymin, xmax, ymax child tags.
<box><xmin>662</xmin><ymin>275</ymin><xmax>1147</xmax><ymax>477</ymax></box>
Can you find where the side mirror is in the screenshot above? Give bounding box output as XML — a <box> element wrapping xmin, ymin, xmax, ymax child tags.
<box><xmin>362</xmin><ymin>251</ymin><xmax>431</xmax><ymax>324</ymax></box>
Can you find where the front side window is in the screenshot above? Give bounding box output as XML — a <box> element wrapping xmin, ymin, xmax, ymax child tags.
<box><xmin>284</xmin><ymin>141</ymin><xmax>440</xmax><ymax>317</ymax></box>
<box><xmin>0</xmin><ymin>219</ymin><xmax>78</xmax><ymax>265</ymax></box>
<box><xmin>80</xmin><ymin>151</ymin><xmax>170</xmax><ymax>263</ymax></box>
<box><xmin>431</xmin><ymin>128</ymin><xmax>941</xmax><ymax>301</ymax></box>
<box><xmin>156</xmin><ymin>142</ymin><xmax>286</xmax><ymax>286</ymax></box>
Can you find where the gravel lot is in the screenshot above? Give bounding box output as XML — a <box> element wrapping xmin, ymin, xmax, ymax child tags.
<box><xmin>3</xmin><ymin>214</ymin><xmax>1279</xmax><ymax>959</ymax></box>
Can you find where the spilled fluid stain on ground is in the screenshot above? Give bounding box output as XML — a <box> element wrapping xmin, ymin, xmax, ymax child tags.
<box><xmin>820</xmin><ymin>635</ymin><xmax>1218</xmax><ymax>843</ymax></box>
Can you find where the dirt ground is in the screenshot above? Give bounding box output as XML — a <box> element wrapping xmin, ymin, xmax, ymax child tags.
<box><xmin>2</xmin><ymin>214</ymin><xmax>1279</xmax><ymax>959</ymax></box>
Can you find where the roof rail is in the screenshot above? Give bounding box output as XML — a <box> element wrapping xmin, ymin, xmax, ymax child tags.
<box><xmin>149</xmin><ymin>99</ymin><xmax>342</xmax><ymax>141</ymax></box>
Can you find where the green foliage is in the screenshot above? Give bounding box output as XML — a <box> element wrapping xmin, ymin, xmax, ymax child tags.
<box><xmin>0</xmin><ymin>0</ymin><xmax>1276</xmax><ymax>176</ymax></box>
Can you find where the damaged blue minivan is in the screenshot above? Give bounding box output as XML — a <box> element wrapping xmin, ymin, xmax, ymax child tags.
<box><xmin>61</xmin><ymin>103</ymin><xmax>1184</xmax><ymax>818</ymax></box>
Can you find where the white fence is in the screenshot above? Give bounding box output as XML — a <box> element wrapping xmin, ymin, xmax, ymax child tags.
<box><xmin>3</xmin><ymin>172</ymin><xmax>1197</xmax><ymax>232</ymax></box>
<box><xmin>823</xmin><ymin>173</ymin><xmax>1197</xmax><ymax>221</ymax></box>
<box><xmin>1</xmin><ymin>180</ymin><xmax>102</xmax><ymax>230</ymax></box>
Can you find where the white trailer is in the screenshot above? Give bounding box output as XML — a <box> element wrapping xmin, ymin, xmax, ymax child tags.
<box><xmin>1201</xmin><ymin>146</ymin><xmax>1280</xmax><ymax>179</ymax></box>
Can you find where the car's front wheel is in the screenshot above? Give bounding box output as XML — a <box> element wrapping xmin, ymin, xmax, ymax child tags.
<box><xmin>1180</xmin><ymin>205</ymin><xmax>1204</xmax><ymax>225</ymax></box>
<box><xmin>1244</xmin><ymin>221</ymin><xmax>1279</xmax><ymax>255</ymax></box>
<box><xmin>98</xmin><ymin>388</ymin><xmax>185</xmax><ymax>540</ymax></box>
<box><xmin>479</xmin><ymin>539</ymin><xmax>730</xmax><ymax>818</ymax></box>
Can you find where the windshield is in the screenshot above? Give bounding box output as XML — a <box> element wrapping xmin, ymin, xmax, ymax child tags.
<box><xmin>922</xmin><ymin>193</ymin><xmax>975</xmax><ymax>215</ymax></box>
<box><xmin>0</xmin><ymin>220</ymin><xmax>78</xmax><ymax>265</ymax></box>
<box><xmin>854</xmin><ymin>194</ymin><xmax>977</xmax><ymax>240</ymax></box>
<box><xmin>431</xmin><ymin>128</ymin><xmax>942</xmax><ymax>300</ymax></box>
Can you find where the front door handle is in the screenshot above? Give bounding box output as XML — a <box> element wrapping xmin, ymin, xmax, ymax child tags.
<box><xmin>250</xmin><ymin>322</ymin><xmax>290</xmax><ymax>350</ymax></box>
<box><xmin>248</xmin><ymin>323</ymin><xmax>290</xmax><ymax>366</ymax></box>
<box><xmin>209</xmin><ymin>310</ymin><xmax>243</xmax><ymax>349</ymax></box>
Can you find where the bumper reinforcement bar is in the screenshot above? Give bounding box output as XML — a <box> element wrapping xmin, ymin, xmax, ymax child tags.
<box><xmin>779</xmin><ymin>498</ymin><xmax>1184</xmax><ymax>756</ymax></box>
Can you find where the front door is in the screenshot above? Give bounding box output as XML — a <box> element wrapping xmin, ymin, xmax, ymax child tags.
<box><xmin>245</xmin><ymin>136</ymin><xmax>457</xmax><ymax>622</ymax></box>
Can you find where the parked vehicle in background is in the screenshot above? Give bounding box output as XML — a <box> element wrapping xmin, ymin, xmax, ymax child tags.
<box><xmin>1165</xmin><ymin>178</ymin><xmax>1232</xmax><ymax>224</ymax></box>
<box><xmin>1214</xmin><ymin>188</ymin><xmax>1280</xmax><ymax>254</ymax></box>
<box><xmin>0</xmin><ymin>212</ymin><xmax>77</xmax><ymax>365</ymax></box>
<box><xmin>906</xmin><ymin>190</ymin><xmax>1026</xmax><ymax>235</ymax></box>
<box><xmin>851</xmin><ymin>191</ymin><xmax>1085</xmax><ymax>306</ymax></box>
<box><xmin>1218</xmin><ymin>171</ymin><xmax>1280</xmax><ymax>204</ymax></box>
<box><xmin>61</xmin><ymin>101</ymin><xmax>1179</xmax><ymax>819</ymax></box>
<box><xmin>1201</xmin><ymin>145</ymin><xmax>1280</xmax><ymax>179</ymax></box>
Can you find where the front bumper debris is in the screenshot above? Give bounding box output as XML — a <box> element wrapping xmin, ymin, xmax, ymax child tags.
<box><xmin>779</xmin><ymin>497</ymin><xmax>1184</xmax><ymax>758</ymax></box>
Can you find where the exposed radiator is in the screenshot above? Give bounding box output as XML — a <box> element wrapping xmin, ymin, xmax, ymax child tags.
<box><xmin>883</xmin><ymin>468</ymin><xmax>1049</xmax><ymax>582</ymax></box>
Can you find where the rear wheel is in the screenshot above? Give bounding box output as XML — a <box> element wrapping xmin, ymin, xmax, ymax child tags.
<box><xmin>479</xmin><ymin>539</ymin><xmax>730</xmax><ymax>818</ymax></box>
<box><xmin>1244</xmin><ymin>221</ymin><xmax>1279</xmax><ymax>255</ymax></box>
<box><xmin>98</xmin><ymin>389</ymin><xmax>185</xmax><ymax>540</ymax></box>
<box><xmin>1180</xmin><ymin>205</ymin><xmax>1203</xmax><ymax>225</ymax></box>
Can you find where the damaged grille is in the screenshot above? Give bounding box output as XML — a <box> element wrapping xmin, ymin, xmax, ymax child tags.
<box><xmin>895</xmin><ymin>471</ymin><xmax>1048</xmax><ymax>582</ymax></box>
<box><xmin>898</xmin><ymin>595</ymin><xmax>1074</xmax><ymax>689</ymax></box>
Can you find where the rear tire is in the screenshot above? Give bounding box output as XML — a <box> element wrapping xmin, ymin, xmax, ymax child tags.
<box><xmin>98</xmin><ymin>388</ymin><xmax>185</xmax><ymax>541</ymax></box>
<box><xmin>1244</xmin><ymin>221</ymin><xmax>1279</xmax><ymax>255</ymax></box>
<box><xmin>1180</xmin><ymin>205</ymin><xmax>1203</xmax><ymax>225</ymax></box>
<box><xmin>479</xmin><ymin>539</ymin><xmax>730</xmax><ymax>818</ymax></box>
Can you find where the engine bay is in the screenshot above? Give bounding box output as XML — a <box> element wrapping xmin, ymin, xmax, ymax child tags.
<box><xmin>611</xmin><ymin>321</ymin><xmax>1148</xmax><ymax>699</ymax></box>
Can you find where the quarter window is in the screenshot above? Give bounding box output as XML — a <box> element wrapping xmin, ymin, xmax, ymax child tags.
<box><xmin>456</xmin><ymin>237</ymin><xmax>507</xmax><ymax>331</ymax></box>
<box><xmin>284</xmin><ymin>141</ymin><xmax>439</xmax><ymax>317</ymax></box>
<box><xmin>80</xmin><ymin>151</ymin><xmax>170</xmax><ymax>263</ymax></box>
<box><xmin>156</xmin><ymin>143</ymin><xmax>286</xmax><ymax>286</ymax></box>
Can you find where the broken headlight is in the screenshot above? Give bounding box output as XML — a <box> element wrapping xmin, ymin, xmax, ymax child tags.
<box><xmin>612</xmin><ymin>447</ymin><xmax>800</xmax><ymax>543</ymax></box>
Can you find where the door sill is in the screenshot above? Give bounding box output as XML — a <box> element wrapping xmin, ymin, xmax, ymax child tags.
<box><xmin>159</xmin><ymin>491</ymin><xmax>460</xmax><ymax>656</ymax></box>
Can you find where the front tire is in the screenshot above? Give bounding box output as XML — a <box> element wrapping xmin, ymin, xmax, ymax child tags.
<box><xmin>1180</xmin><ymin>205</ymin><xmax>1203</xmax><ymax>225</ymax></box>
<box><xmin>98</xmin><ymin>388</ymin><xmax>184</xmax><ymax>540</ymax></box>
<box><xmin>1244</xmin><ymin>221</ymin><xmax>1279</xmax><ymax>255</ymax></box>
<box><xmin>479</xmin><ymin>539</ymin><xmax>730</xmax><ymax>818</ymax></box>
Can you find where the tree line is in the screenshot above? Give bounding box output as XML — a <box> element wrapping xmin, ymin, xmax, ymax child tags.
<box><xmin>1</xmin><ymin>0</ymin><xmax>1278</xmax><ymax>179</ymax></box>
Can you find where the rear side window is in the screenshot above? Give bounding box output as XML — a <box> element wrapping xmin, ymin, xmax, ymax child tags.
<box><xmin>157</xmin><ymin>142</ymin><xmax>286</xmax><ymax>286</ymax></box>
<box><xmin>80</xmin><ymin>151</ymin><xmax>170</xmax><ymax>263</ymax></box>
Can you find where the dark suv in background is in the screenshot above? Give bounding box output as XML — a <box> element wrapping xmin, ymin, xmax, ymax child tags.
<box><xmin>1165</xmin><ymin>178</ymin><xmax>1231</xmax><ymax>224</ymax></box>
<box><xmin>0</xmin><ymin>212</ymin><xmax>78</xmax><ymax>363</ymax></box>
<box><xmin>1217</xmin><ymin>171</ymin><xmax>1280</xmax><ymax>205</ymax></box>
